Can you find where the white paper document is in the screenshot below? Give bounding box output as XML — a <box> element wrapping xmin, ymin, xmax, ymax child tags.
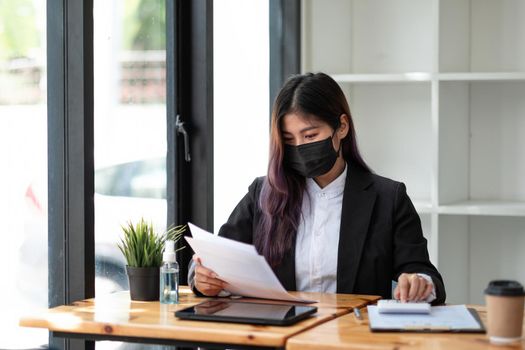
<box><xmin>367</xmin><ymin>304</ymin><xmax>484</xmax><ymax>332</ymax></box>
<box><xmin>186</xmin><ymin>222</ymin><xmax>315</xmax><ymax>303</ymax></box>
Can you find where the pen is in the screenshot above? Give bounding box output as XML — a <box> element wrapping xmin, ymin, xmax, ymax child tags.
<box><xmin>353</xmin><ymin>307</ymin><xmax>363</xmax><ymax>321</ymax></box>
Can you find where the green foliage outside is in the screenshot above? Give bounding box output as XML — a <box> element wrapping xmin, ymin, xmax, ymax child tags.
<box><xmin>0</xmin><ymin>0</ymin><xmax>164</xmax><ymax>60</ymax></box>
<box><xmin>123</xmin><ymin>0</ymin><xmax>166</xmax><ymax>51</ymax></box>
<box><xmin>0</xmin><ymin>0</ymin><xmax>40</xmax><ymax>60</ymax></box>
<box><xmin>0</xmin><ymin>0</ymin><xmax>164</xmax><ymax>104</ymax></box>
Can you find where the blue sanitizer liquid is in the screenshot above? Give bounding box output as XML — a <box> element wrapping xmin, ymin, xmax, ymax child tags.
<box><xmin>160</xmin><ymin>262</ymin><xmax>179</xmax><ymax>304</ymax></box>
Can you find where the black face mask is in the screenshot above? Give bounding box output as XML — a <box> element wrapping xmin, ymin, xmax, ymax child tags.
<box><xmin>283</xmin><ymin>135</ymin><xmax>339</xmax><ymax>178</ymax></box>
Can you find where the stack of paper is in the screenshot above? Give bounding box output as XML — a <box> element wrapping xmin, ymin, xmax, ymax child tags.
<box><xmin>186</xmin><ymin>223</ymin><xmax>315</xmax><ymax>303</ymax></box>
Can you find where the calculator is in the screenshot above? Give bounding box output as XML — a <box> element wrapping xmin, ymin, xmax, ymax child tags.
<box><xmin>377</xmin><ymin>299</ymin><xmax>431</xmax><ymax>314</ymax></box>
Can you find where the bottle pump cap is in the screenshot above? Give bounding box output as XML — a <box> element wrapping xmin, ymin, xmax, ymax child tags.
<box><xmin>163</xmin><ymin>240</ymin><xmax>176</xmax><ymax>263</ymax></box>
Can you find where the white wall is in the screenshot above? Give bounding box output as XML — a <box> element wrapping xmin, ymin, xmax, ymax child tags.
<box><xmin>214</xmin><ymin>0</ymin><xmax>269</xmax><ymax>233</ymax></box>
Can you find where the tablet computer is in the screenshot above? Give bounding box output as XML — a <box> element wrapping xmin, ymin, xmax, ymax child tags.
<box><xmin>175</xmin><ymin>300</ymin><xmax>318</xmax><ymax>326</ymax></box>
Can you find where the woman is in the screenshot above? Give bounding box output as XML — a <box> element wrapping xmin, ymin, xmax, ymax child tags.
<box><xmin>189</xmin><ymin>72</ymin><xmax>446</xmax><ymax>304</ymax></box>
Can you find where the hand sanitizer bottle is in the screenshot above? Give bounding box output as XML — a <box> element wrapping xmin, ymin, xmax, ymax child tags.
<box><xmin>160</xmin><ymin>240</ymin><xmax>179</xmax><ymax>304</ymax></box>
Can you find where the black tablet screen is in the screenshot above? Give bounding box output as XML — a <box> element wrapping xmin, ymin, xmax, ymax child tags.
<box><xmin>176</xmin><ymin>300</ymin><xmax>317</xmax><ymax>324</ymax></box>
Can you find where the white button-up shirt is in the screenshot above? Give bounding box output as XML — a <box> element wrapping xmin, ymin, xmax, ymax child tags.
<box><xmin>295</xmin><ymin>165</ymin><xmax>347</xmax><ymax>293</ymax></box>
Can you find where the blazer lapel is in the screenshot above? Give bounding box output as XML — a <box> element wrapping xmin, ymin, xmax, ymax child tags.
<box><xmin>337</xmin><ymin>165</ymin><xmax>376</xmax><ymax>293</ymax></box>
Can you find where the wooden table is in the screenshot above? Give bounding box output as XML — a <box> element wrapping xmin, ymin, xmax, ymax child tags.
<box><xmin>20</xmin><ymin>286</ymin><xmax>379</xmax><ymax>349</ymax></box>
<box><xmin>287</xmin><ymin>305</ymin><xmax>525</xmax><ymax>350</ymax></box>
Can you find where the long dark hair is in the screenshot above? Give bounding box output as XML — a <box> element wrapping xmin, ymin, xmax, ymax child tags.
<box><xmin>255</xmin><ymin>72</ymin><xmax>371</xmax><ymax>267</ymax></box>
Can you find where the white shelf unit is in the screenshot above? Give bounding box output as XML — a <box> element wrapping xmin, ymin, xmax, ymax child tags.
<box><xmin>302</xmin><ymin>0</ymin><xmax>525</xmax><ymax>304</ymax></box>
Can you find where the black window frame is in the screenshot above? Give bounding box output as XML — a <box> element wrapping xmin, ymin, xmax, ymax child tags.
<box><xmin>167</xmin><ymin>0</ymin><xmax>214</xmax><ymax>285</ymax></box>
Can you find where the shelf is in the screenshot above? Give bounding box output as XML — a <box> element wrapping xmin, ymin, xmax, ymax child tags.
<box><xmin>332</xmin><ymin>73</ymin><xmax>432</xmax><ymax>83</ymax></box>
<box><xmin>302</xmin><ymin>0</ymin><xmax>434</xmax><ymax>74</ymax></box>
<box><xmin>303</xmin><ymin>0</ymin><xmax>525</xmax><ymax>305</ymax></box>
<box><xmin>331</xmin><ymin>72</ymin><xmax>525</xmax><ymax>83</ymax></box>
<box><xmin>438</xmin><ymin>82</ymin><xmax>525</xmax><ymax>206</ymax></box>
<box><xmin>438</xmin><ymin>200</ymin><xmax>525</xmax><ymax>217</ymax></box>
<box><xmin>348</xmin><ymin>84</ymin><xmax>432</xmax><ymax>201</ymax></box>
<box><xmin>439</xmin><ymin>0</ymin><xmax>525</xmax><ymax>73</ymax></box>
<box><xmin>439</xmin><ymin>215</ymin><xmax>525</xmax><ymax>304</ymax></box>
<box><xmin>439</xmin><ymin>72</ymin><xmax>525</xmax><ymax>81</ymax></box>
<box><xmin>413</xmin><ymin>200</ymin><xmax>433</xmax><ymax>214</ymax></box>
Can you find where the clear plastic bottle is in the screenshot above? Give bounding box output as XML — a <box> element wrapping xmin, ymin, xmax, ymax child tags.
<box><xmin>160</xmin><ymin>240</ymin><xmax>179</xmax><ymax>304</ymax></box>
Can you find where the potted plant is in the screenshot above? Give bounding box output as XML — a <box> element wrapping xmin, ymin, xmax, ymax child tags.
<box><xmin>118</xmin><ymin>218</ymin><xmax>185</xmax><ymax>301</ymax></box>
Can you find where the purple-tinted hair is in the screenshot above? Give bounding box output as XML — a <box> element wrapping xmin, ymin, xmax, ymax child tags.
<box><xmin>255</xmin><ymin>72</ymin><xmax>371</xmax><ymax>267</ymax></box>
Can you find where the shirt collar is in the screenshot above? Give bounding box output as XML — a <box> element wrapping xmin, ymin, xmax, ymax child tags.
<box><xmin>306</xmin><ymin>163</ymin><xmax>347</xmax><ymax>199</ymax></box>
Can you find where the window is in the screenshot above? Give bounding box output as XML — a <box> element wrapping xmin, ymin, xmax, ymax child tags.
<box><xmin>93</xmin><ymin>0</ymin><xmax>167</xmax><ymax>296</ymax></box>
<box><xmin>0</xmin><ymin>0</ymin><xmax>48</xmax><ymax>348</ymax></box>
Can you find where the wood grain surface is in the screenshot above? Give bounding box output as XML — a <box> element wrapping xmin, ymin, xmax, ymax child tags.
<box><xmin>287</xmin><ymin>305</ymin><xmax>525</xmax><ymax>350</ymax></box>
<box><xmin>20</xmin><ymin>286</ymin><xmax>380</xmax><ymax>347</ymax></box>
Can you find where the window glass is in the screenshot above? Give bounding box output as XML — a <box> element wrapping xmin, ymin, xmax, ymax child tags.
<box><xmin>94</xmin><ymin>1</ymin><xmax>167</xmax><ymax>348</ymax></box>
<box><xmin>93</xmin><ymin>0</ymin><xmax>166</xmax><ymax>293</ymax></box>
<box><xmin>0</xmin><ymin>0</ymin><xmax>48</xmax><ymax>348</ymax></box>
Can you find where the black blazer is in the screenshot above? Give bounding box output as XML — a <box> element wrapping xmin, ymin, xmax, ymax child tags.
<box><xmin>198</xmin><ymin>165</ymin><xmax>446</xmax><ymax>304</ymax></box>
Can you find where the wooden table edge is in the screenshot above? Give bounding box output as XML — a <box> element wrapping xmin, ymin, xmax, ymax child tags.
<box><xmin>20</xmin><ymin>308</ymin><xmax>346</xmax><ymax>347</ymax></box>
<box><xmin>19</xmin><ymin>292</ymin><xmax>381</xmax><ymax>348</ymax></box>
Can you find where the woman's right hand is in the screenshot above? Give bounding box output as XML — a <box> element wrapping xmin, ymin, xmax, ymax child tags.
<box><xmin>193</xmin><ymin>255</ymin><xmax>228</xmax><ymax>296</ymax></box>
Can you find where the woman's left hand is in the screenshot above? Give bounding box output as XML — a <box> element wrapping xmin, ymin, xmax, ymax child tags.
<box><xmin>393</xmin><ymin>273</ymin><xmax>433</xmax><ymax>302</ymax></box>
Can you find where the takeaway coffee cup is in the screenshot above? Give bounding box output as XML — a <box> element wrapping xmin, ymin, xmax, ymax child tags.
<box><xmin>485</xmin><ymin>280</ymin><xmax>525</xmax><ymax>345</ymax></box>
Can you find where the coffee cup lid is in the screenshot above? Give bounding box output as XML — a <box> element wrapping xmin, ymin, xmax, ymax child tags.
<box><xmin>485</xmin><ymin>280</ymin><xmax>525</xmax><ymax>296</ymax></box>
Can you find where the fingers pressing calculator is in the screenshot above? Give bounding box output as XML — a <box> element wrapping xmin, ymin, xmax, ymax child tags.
<box><xmin>377</xmin><ymin>299</ymin><xmax>431</xmax><ymax>314</ymax></box>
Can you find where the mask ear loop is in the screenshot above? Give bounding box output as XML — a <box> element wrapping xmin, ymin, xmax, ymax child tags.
<box><xmin>331</xmin><ymin>129</ymin><xmax>344</xmax><ymax>155</ymax></box>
